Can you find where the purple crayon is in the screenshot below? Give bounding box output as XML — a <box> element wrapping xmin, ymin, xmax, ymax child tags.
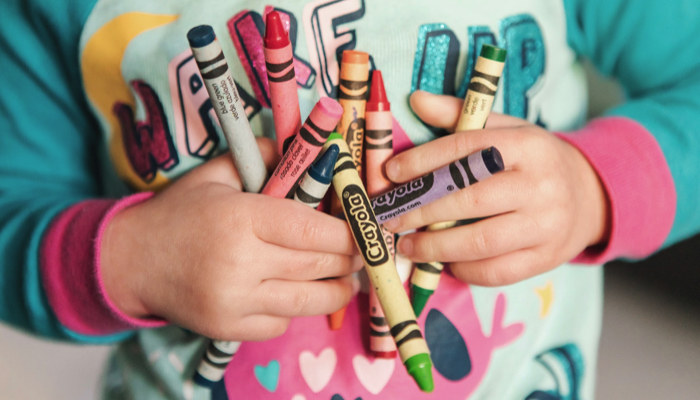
<box><xmin>371</xmin><ymin>147</ymin><xmax>504</xmax><ymax>223</ymax></box>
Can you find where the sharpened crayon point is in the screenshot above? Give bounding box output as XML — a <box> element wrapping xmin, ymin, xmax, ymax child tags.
<box><xmin>329</xmin><ymin>307</ymin><xmax>347</xmax><ymax>330</ymax></box>
<box><xmin>187</xmin><ymin>25</ymin><xmax>216</xmax><ymax>48</ymax></box>
<box><xmin>309</xmin><ymin>144</ymin><xmax>339</xmax><ymax>184</ymax></box>
<box><xmin>327</xmin><ymin>132</ymin><xmax>344</xmax><ymax>142</ymax></box>
<box><xmin>411</xmin><ymin>285</ymin><xmax>434</xmax><ymax>318</ymax></box>
<box><xmin>342</xmin><ymin>50</ymin><xmax>369</xmax><ymax>64</ymax></box>
<box><xmin>405</xmin><ymin>353</ymin><xmax>434</xmax><ymax>393</ymax></box>
<box><xmin>367</xmin><ymin>70</ymin><xmax>390</xmax><ymax>112</ymax></box>
<box><xmin>482</xmin><ymin>147</ymin><xmax>504</xmax><ymax>174</ymax></box>
<box><xmin>264</xmin><ymin>11</ymin><xmax>290</xmax><ymax>49</ymax></box>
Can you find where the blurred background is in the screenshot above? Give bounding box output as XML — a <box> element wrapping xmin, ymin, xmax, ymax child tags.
<box><xmin>1</xmin><ymin>63</ymin><xmax>700</xmax><ymax>400</ymax></box>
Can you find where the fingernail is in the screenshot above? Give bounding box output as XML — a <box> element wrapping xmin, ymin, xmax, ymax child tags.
<box><xmin>397</xmin><ymin>236</ymin><xmax>413</xmax><ymax>257</ymax></box>
<box><xmin>382</xmin><ymin>218</ymin><xmax>400</xmax><ymax>232</ymax></box>
<box><xmin>385</xmin><ymin>159</ymin><xmax>400</xmax><ymax>182</ymax></box>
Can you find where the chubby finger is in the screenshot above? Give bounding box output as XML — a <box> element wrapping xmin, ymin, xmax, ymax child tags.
<box><xmin>449</xmin><ymin>248</ymin><xmax>549</xmax><ymax>287</ymax></box>
<box><xmin>256</xmin><ymin>137</ymin><xmax>282</xmax><ymax>173</ymax></box>
<box><xmin>385</xmin><ymin>128</ymin><xmax>523</xmax><ymax>184</ymax></box>
<box><xmin>264</xmin><ymin>248</ymin><xmax>364</xmax><ymax>281</ymax></box>
<box><xmin>256</xmin><ymin>275</ymin><xmax>359</xmax><ymax>317</ymax></box>
<box><xmin>383</xmin><ymin>171</ymin><xmax>528</xmax><ymax>232</ymax></box>
<box><xmin>396</xmin><ymin>212</ymin><xmax>542</xmax><ymax>263</ymax></box>
<box><xmin>215</xmin><ymin>314</ymin><xmax>291</xmax><ymax>342</ymax></box>
<box><xmin>410</xmin><ymin>90</ymin><xmax>464</xmax><ymax>131</ymax></box>
<box><xmin>253</xmin><ymin>198</ymin><xmax>358</xmax><ymax>255</ymax></box>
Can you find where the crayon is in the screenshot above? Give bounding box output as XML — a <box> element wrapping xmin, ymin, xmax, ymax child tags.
<box><xmin>293</xmin><ymin>144</ymin><xmax>339</xmax><ymax>208</ymax></box>
<box><xmin>337</xmin><ymin>50</ymin><xmax>370</xmax><ymax>174</ymax></box>
<box><xmin>365</xmin><ymin>71</ymin><xmax>397</xmax><ymax>358</ymax></box>
<box><xmin>328</xmin><ymin>51</ymin><xmax>370</xmax><ymax>329</ymax></box>
<box><xmin>330</xmin><ymin>134</ymin><xmax>434</xmax><ymax>392</ymax></box>
<box><xmin>187</xmin><ymin>25</ymin><xmax>267</xmax><ymax>194</ymax></box>
<box><xmin>325</xmin><ymin>132</ymin><xmax>352</xmax><ymax>330</ymax></box>
<box><xmin>371</xmin><ymin>147</ymin><xmax>504</xmax><ymax>223</ymax></box>
<box><xmin>262</xmin><ymin>97</ymin><xmax>343</xmax><ymax>199</ymax></box>
<box><xmin>264</xmin><ymin>11</ymin><xmax>302</xmax><ymax>156</ymax></box>
<box><xmin>193</xmin><ymin>340</ymin><xmax>241</xmax><ymax>387</ymax></box>
<box><xmin>410</xmin><ymin>45</ymin><xmax>507</xmax><ymax>314</ymax></box>
<box><xmin>455</xmin><ymin>44</ymin><xmax>506</xmax><ymax>132</ymax></box>
<box><xmin>409</xmin><ymin>221</ymin><xmax>456</xmax><ymax>317</ymax></box>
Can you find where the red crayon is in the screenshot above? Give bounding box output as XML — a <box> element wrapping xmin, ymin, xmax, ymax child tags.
<box><xmin>264</xmin><ymin>11</ymin><xmax>302</xmax><ymax>156</ymax></box>
<box><xmin>365</xmin><ymin>71</ymin><xmax>397</xmax><ymax>359</ymax></box>
<box><xmin>262</xmin><ymin>97</ymin><xmax>343</xmax><ymax>199</ymax></box>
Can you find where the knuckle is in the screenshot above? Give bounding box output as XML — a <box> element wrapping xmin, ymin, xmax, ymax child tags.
<box><xmin>289</xmin><ymin>289</ymin><xmax>312</xmax><ymax>316</ymax></box>
<box><xmin>468</xmin><ymin>229</ymin><xmax>489</xmax><ymax>257</ymax></box>
<box><xmin>452</xmin><ymin>133</ymin><xmax>473</xmax><ymax>159</ymax></box>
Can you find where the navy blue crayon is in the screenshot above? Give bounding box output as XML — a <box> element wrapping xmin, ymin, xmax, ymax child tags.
<box><xmin>294</xmin><ymin>145</ymin><xmax>340</xmax><ymax>208</ymax></box>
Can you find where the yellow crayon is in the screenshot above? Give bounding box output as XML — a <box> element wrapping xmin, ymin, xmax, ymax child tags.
<box><xmin>327</xmin><ymin>133</ymin><xmax>434</xmax><ymax>393</ymax></box>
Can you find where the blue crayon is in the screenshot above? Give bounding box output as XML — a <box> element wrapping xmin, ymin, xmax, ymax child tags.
<box><xmin>294</xmin><ymin>145</ymin><xmax>340</xmax><ymax>208</ymax></box>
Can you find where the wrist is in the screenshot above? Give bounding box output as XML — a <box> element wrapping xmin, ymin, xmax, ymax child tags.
<box><xmin>99</xmin><ymin>193</ymin><xmax>154</xmax><ymax>320</ymax></box>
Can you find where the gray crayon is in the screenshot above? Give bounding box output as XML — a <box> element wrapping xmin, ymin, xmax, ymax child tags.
<box><xmin>188</xmin><ymin>25</ymin><xmax>267</xmax><ymax>193</ymax></box>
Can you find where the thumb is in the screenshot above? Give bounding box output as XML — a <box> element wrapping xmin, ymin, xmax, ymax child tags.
<box><xmin>180</xmin><ymin>137</ymin><xmax>279</xmax><ymax>190</ymax></box>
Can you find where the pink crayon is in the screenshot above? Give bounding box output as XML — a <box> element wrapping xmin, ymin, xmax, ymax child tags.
<box><xmin>262</xmin><ymin>97</ymin><xmax>343</xmax><ymax>199</ymax></box>
<box><xmin>264</xmin><ymin>11</ymin><xmax>302</xmax><ymax>156</ymax></box>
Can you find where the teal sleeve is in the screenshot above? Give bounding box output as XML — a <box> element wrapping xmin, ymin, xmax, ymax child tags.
<box><xmin>0</xmin><ymin>0</ymin><xmax>116</xmax><ymax>340</ymax></box>
<box><xmin>564</xmin><ymin>0</ymin><xmax>700</xmax><ymax>246</ymax></box>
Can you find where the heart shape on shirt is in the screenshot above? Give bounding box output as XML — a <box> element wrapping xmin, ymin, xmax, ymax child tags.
<box><xmin>254</xmin><ymin>360</ymin><xmax>280</xmax><ymax>392</ymax></box>
<box><xmin>352</xmin><ymin>355</ymin><xmax>395</xmax><ymax>394</ymax></box>
<box><xmin>299</xmin><ymin>347</ymin><xmax>337</xmax><ymax>393</ymax></box>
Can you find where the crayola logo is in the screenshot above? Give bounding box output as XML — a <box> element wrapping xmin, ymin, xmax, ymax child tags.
<box><xmin>371</xmin><ymin>172</ymin><xmax>435</xmax><ymax>213</ymax></box>
<box><xmin>343</xmin><ymin>184</ymin><xmax>388</xmax><ymax>267</ymax></box>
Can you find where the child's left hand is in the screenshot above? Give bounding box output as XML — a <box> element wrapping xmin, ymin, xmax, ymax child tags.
<box><xmin>382</xmin><ymin>90</ymin><xmax>610</xmax><ymax>286</ymax></box>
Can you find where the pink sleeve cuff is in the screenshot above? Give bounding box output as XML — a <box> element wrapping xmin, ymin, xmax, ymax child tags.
<box><xmin>41</xmin><ymin>192</ymin><xmax>167</xmax><ymax>336</ymax></box>
<box><xmin>555</xmin><ymin>116</ymin><xmax>676</xmax><ymax>264</ymax></box>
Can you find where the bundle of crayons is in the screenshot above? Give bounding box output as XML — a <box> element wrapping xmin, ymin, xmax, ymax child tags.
<box><xmin>186</xmin><ymin>12</ymin><xmax>507</xmax><ymax>395</ymax></box>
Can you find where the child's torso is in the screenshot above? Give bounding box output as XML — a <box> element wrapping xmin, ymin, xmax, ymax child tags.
<box><xmin>79</xmin><ymin>1</ymin><xmax>601</xmax><ymax>399</ymax></box>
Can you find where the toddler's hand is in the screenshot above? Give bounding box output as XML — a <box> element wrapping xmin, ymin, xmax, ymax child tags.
<box><xmin>101</xmin><ymin>138</ymin><xmax>362</xmax><ymax>341</ymax></box>
<box><xmin>383</xmin><ymin>91</ymin><xmax>610</xmax><ymax>286</ymax></box>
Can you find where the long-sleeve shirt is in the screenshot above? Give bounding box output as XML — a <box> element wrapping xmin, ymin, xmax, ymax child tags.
<box><xmin>0</xmin><ymin>0</ymin><xmax>696</xmax><ymax>398</ymax></box>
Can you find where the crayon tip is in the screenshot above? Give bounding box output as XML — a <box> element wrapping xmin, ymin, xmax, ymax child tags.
<box><xmin>328</xmin><ymin>132</ymin><xmax>344</xmax><ymax>142</ymax></box>
<box><xmin>481</xmin><ymin>147</ymin><xmax>504</xmax><ymax>174</ymax></box>
<box><xmin>405</xmin><ymin>353</ymin><xmax>434</xmax><ymax>393</ymax></box>
<box><xmin>342</xmin><ymin>50</ymin><xmax>369</xmax><ymax>65</ymax></box>
<box><xmin>187</xmin><ymin>25</ymin><xmax>216</xmax><ymax>48</ymax></box>
<box><xmin>309</xmin><ymin>144</ymin><xmax>339</xmax><ymax>184</ymax></box>
<box><xmin>264</xmin><ymin>11</ymin><xmax>290</xmax><ymax>49</ymax></box>
<box><xmin>329</xmin><ymin>307</ymin><xmax>347</xmax><ymax>330</ymax></box>
<box><xmin>480</xmin><ymin>44</ymin><xmax>507</xmax><ymax>62</ymax></box>
<box><xmin>411</xmin><ymin>285</ymin><xmax>434</xmax><ymax>318</ymax></box>
<box><xmin>367</xmin><ymin>70</ymin><xmax>390</xmax><ymax>112</ymax></box>
<box><xmin>373</xmin><ymin>351</ymin><xmax>398</xmax><ymax>359</ymax></box>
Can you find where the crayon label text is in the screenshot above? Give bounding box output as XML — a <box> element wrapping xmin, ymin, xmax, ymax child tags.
<box><xmin>343</xmin><ymin>185</ymin><xmax>388</xmax><ymax>267</ymax></box>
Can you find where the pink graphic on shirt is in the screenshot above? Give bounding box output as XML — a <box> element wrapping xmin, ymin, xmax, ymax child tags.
<box><xmin>113</xmin><ymin>80</ymin><xmax>178</xmax><ymax>182</ymax></box>
<box><xmin>303</xmin><ymin>0</ymin><xmax>366</xmax><ymax>98</ymax></box>
<box><xmin>299</xmin><ymin>348</ymin><xmax>337</xmax><ymax>393</ymax></box>
<box><xmin>228</xmin><ymin>10</ymin><xmax>271</xmax><ymax>108</ymax></box>
<box><xmin>392</xmin><ymin>117</ymin><xmax>414</xmax><ymax>155</ymax></box>
<box><xmin>168</xmin><ymin>51</ymin><xmax>219</xmax><ymax>159</ymax></box>
<box><xmin>168</xmin><ymin>50</ymin><xmax>263</xmax><ymax>159</ymax></box>
<box><xmin>222</xmin><ymin>272</ymin><xmax>524</xmax><ymax>399</ymax></box>
<box><xmin>262</xmin><ymin>6</ymin><xmax>317</xmax><ymax>89</ymax></box>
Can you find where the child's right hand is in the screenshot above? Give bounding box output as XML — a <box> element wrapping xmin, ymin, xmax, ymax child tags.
<box><xmin>100</xmin><ymin>138</ymin><xmax>362</xmax><ymax>342</ymax></box>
